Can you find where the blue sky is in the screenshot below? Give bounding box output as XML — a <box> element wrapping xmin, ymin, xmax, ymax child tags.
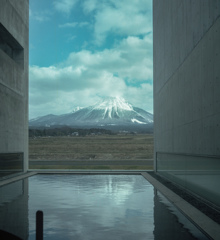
<box><xmin>29</xmin><ymin>0</ymin><xmax>153</xmax><ymax>119</ymax></box>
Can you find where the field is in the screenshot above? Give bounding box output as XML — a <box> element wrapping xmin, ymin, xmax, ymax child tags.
<box><xmin>29</xmin><ymin>134</ymin><xmax>154</xmax><ymax>170</ymax></box>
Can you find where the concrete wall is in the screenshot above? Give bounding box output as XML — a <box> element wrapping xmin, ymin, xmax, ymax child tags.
<box><xmin>0</xmin><ymin>0</ymin><xmax>29</xmax><ymax>175</ymax></box>
<box><xmin>153</xmin><ymin>0</ymin><xmax>220</xmax><ymax>208</ymax></box>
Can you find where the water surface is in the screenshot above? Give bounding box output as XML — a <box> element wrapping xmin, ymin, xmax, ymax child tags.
<box><xmin>0</xmin><ymin>174</ymin><xmax>209</xmax><ymax>239</ymax></box>
<box><xmin>27</xmin><ymin>174</ymin><xmax>208</xmax><ymax>240</ymax></box>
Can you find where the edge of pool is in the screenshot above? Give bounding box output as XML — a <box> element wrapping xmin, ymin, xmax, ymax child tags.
<box><xmin>141</xmin><ymin>172</ymin><xmax>220</xmax><ymax>240</ymax></box>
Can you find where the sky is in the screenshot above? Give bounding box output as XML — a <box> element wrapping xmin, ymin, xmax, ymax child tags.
<box><xmin>29</xmin><ymin>0</ymin><xmax>153</xmax><ymax>119</ymax></box>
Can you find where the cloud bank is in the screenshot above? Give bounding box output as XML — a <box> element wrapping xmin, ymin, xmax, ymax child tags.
<box><xmin>29</xmin><ymin>0</ymin><xmax>153</xmax><ymax>119</ymax></box>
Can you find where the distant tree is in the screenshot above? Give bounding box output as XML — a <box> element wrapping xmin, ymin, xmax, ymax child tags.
<box><xmin>29</xmin><ymin>127</ymin><xmax>113</xmax><ymax>137</ymax></box>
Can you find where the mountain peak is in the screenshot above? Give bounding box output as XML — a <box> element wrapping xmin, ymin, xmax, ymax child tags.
<box><xmin>29</xmin><ymin>96</ymin><xmax>153</xmax><ymax>133</ymax></box>
<box><xmin>72</xmin><ymin>106</ymin><xmax>84</xmax><ymax>113</ymax></box>
<box><xmin>93</xmin><ymin>96</ymin><xmax>133</xmax><ymax>112</ymax></box>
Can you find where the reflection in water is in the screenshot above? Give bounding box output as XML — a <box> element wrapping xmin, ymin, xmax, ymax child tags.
<box><xmin>28</xmin><ymin>175</ymin><xmax>155</xmax><ymax>240</ymax></box>
<box><xmin>0</xmin><ymin>175</ymin><xmax>209</xmax><ymax>240</ymax></box>
<box><xmin>27</xmin><ymin>175</ymin><xmax>208</xmax><ymax>240</ymax></box>
<box><xmin>0</xmin><ymin>179</ymin><xmax>28</xmax><ymax>240</ymax></box>
<box><xmin>153</xmin><ymin>190</ymin><xmax>208</xmax><ymax>240</ymax></box>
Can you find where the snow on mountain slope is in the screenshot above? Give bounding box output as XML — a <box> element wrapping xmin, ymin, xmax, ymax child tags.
<box><xmin>72</xmin><ymin>106</ymin><xmax>84</xmax><ymax>113</ymax></box>
<box><xmin>94</xmin><ymin>97</ymin><xmax>133</xmax><ymax>112</ymax></box>
<box><xmin>29</xmin><ymin>97</ymin><xmax>153</xmax><ymax>131</ymax></box>
<box><xmin>131</xmin><ymin>118</ymin><xmax>147</xmax><ymax>124</ymax></box>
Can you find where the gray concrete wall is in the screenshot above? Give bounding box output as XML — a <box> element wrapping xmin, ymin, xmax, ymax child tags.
<box><xmin>0</xmin><ymin>0</ymin><xmax>29</xmax><ymax>174</ymax></box>
<box><xmin>153</xmin><ymin>0</ymin><xmax>220</xmax><ymax>207</ymax></box>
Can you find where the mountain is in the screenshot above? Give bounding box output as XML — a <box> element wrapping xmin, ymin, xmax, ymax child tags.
<box><xmin>29</xmin><ymin>97</ymin><xmax>153</xmax><ymax>132</ymax></box>
<box><xmin>72</xmin><ymin>106</ymin><xmax>84</xmax><ymax>113</ymax></box>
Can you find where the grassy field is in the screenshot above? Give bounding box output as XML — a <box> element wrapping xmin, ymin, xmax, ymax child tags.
<box><xmin>29</xmin><ymin>134</ymin><xmax>154</xmax><ymax>170</ymax></box>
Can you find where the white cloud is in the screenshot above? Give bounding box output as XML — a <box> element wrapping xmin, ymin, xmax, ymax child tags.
<box><xmin>59</xmin><ymin>22</ymin><xmax>78</xmax><ymax>28</ymax></box>
<box><xmin>29</xmin><ymin>9</ymin><xmax>51</xmax><ymax>22</ymax></box>
<box><xmin>82</xmin><ymin>0</ymin><xmax>152</xmax><ymax>45</ymax></box>
<box><xmin>67</xmin><ymin>35</ymin><xmax>76</xmax><ymax>42</ymax></box>
<box><xmin>79</xmin><ymin>22</ymin><xmax>89</xmax><ymax>27</ymax></box>
<box><xmin>59</xmin><ymin>22</ymin><xmax>89</xmax><ymax>28</ymax></box>
<box><xmin>29</xmin><ymin>34</ymin><xmax>153</xmax><ymax>119</ymax></box>
<box><xmin>82</xmin><ymin>0</ymin><xmax>98</xmax><ymax>14</ymax></box>
<box><xmin>29</xmin><ymin>0</ymin><xmax>153</xmax><ymax>119</ymax></box>
<box><xmin>124</xmin><ymin>83</ymin><xmax>153</xmax><ymax>113</ymax></box>
<box><xmin>54</xmin><ymin>0</ymin><xmax>78</xmax><ymax>14</ymax></box>
<box><xmin>64</xmin><ymin>35</ymin><xmax>152</xmax><ymax>81</ymax></box>
<box><xmin>29</xmin><ymin>65</ymin><xmax>126</xmax><ymax>118</ymax></box>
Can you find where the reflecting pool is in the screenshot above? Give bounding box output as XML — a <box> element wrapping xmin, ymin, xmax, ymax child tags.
<box><xmin>0</xmin><ymin>174</ymin><xmax>209</xmax><ymax>239</ymax></box>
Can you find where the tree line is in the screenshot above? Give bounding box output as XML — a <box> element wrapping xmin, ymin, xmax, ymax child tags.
<box><xmin>29</xmin><ymin>126</ymin><xmax>113</xmax><ymax>137</ymax></box>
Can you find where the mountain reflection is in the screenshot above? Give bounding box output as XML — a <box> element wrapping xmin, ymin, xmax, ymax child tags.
<box><xmin>0</xmin><ymin>175</ymin><xmax>209</xmax><ymax>240</ymax></box>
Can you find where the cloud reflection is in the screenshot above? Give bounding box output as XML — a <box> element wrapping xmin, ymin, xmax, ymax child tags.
<box><xmin>28</xmin><ymin>175</ymin><xmax>154</xmax><ymax>239</ymax></box>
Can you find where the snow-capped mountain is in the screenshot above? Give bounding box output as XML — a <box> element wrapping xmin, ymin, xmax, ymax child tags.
<box><xmin>29</xmin><ymin>97</ymin><xmax>153</xmax><ymax>132</ymax></box>
<box><xmin>72</xmin><ymin>106</ymin><xmax>84</xmax><ymax>113</ymax></box>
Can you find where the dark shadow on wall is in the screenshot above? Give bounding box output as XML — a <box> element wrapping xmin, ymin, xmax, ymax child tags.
<box><xmin>0</xmin><ymin>153</ymin><xmax>23</xmax><ymax>179</ymax></box>
<box><xmin>0</xmin><ymin>178</ymin><xmax>28</xmax><ymax>239</ymax></box>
